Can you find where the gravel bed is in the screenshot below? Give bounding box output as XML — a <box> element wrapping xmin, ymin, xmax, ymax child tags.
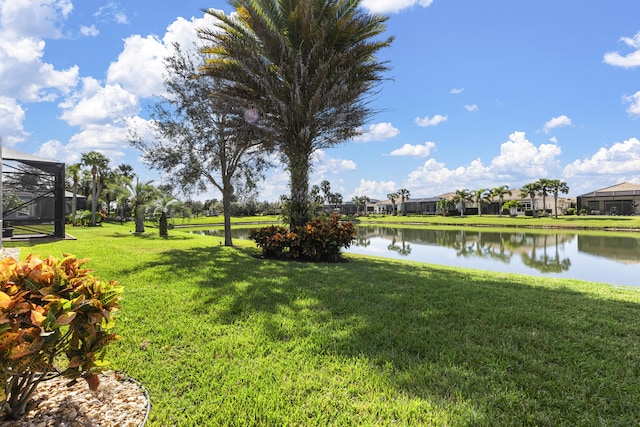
<box><xmin>1</xmin><ymin>371</ymin><xmax>150</xmax><ymax>427</ymax></box>
<box><xmin>0</xmin><ymin>248</ymin><xmax>20</xmax><ymax>261</ymax></box>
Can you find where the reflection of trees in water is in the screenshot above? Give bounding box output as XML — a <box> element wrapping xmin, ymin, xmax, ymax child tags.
<box><xmin>520</xmin><ymin>234</ymin><xmax>571</xmax><ymax>273</ymax></box>
<box><xmin>354</xmin><ymin>226</ymin><xmax>576</xmax><ymax>268</ymax></box>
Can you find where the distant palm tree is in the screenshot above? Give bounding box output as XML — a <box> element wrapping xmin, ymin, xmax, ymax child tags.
<box><xmin>548</xmin><ymin>179</ymin><xmax>570</xmax><ymax>218</ymax></box>
<box><xmin>397</xmin><ymin>188</ymin><xmax>410</xmax><ymax>216</ymax></box>
<box><xmin>387</xmin><ymin>192</ymin><xmax>399</xmax><ymax>216</ymax></box>
<box><xmin>453</xmin><ymin>189</ymin><xmax>473</xmax><ymax>217</ymax></box>
<box><xmin>521</xmin><ymin>182</ymin><xmax>541</xmax><ymax>218</ymax></box>
<box><xmin>66</xmin><ymin>163</ymin><xmax>81</xmax><ymax>220</ymax></box>
<box><xmin>81</xmin><ymin>151</ymin><xmax>110</xmax><ymax>226</ymax></box>
<box><xmin>491</xmin><ymin>185</ymin><xmax>512</xmax><ymax>217</ymax></box>
<box><xmin>472</xmin><ymin>188</ymin><xmax>489</xmax><ymax>216</ymax></box>
<box><xmin>154</xmin><ymin>195</ymin><xmax>180</xmax><ymax>237</ymax></box>
<box><xmin>536</xmin><ymin>179</ymin><xmax>552</xmax><ymax>217</ymax></box>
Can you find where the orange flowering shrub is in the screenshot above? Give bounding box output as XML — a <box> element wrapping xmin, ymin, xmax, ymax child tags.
<box><xmin>0</xmin><ymin>254</ymin><xmax>123</xmax><ymax>420</ymax></box>
<box><xmin>250</xmin><ymin>214</ymin><xmax>355</xmax><ymax>262</ymax></box>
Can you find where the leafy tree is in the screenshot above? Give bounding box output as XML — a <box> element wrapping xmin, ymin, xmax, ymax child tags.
<box><xmin>491</xmin><ymin>185</ymin><xmax>512</xmax><ymax>217</ymax></box>
<box><xmin>81</xmin><ymin>151</ymin><xmax>110</xmax><ymax>226</ymax></box>
<box><xmin>129</xmin><ymin>44</ymin><xmax>268</xmax><ymax>246</ymax></box>
<box><xmin>398</xmin><ymin>188</ymin><xmax>410</xmax><ymax>216</ymax></box>
<box><xmin>387</xmin><ymin>192</ymin><xmax>399</xmax><ymax>215</ymax></box>
<box><xmin>201</xmin><ymin>0</ymin><xmax>393</xmax><ymax>230</ymax></box>
<box><xmin>521</xmin><ymin>182</ymin><xmax>541</xmax><ymax>218</ymax></box>
<box><xmin>503</xmin><ymin>199</ymin><xmax>521</xmax><ymax>216</ymax></box>
<box><xmin>436</xmin><ymin>198</ymin><xmax>453</xmax><ymax>216</ymax></box>
<box><xmin>452</xmin><ymin>189</ymin><xmax>473</xmax><ymax>217</ymax></box>
<box><xmin>548</xmin><ymin>179</ymin><xmax>569</xmax><ymax>218</ymax></box>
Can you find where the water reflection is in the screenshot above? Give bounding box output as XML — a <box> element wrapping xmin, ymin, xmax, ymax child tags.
<box><xmin>190</xmin><ymin>226</ymin><xmax>640</xmax><ymax>286</ymax></box>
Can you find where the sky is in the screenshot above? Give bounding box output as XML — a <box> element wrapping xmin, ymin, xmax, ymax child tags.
<box><xmin>1</xmin><ymin>0</ymin><xmax>640</xmax><ymax>203</ymax></box>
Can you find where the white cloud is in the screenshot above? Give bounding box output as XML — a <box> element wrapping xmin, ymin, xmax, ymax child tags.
<box><xmin>549</xmin><ymin>136</ymin><xmax>558</xmax><ymax>144</ymax></box>
<box><xmin>60</xmin><ymin>78</ymin><xmax>139</xmax><ymax>126</ymax></box>
<box><xmin>542</xmin><ymin>115</ymin><xmax>573</xmax><ymax>133</ymax></box>
<box><xmin>624</xmin><ymin>91</ymin><xmax>640</xmax><ymax>117</ymax></box>
<box><xmin>95</xmin><ymin>2</ymin><xmax>129</xmax><ymax>24</ymax></box>
<box><xmin>464</xmin><ymin>104</ymin><xmax>478</xmax><ymax>112</ymax></box>
<box><xmin>34</xmin><ymin>139</ymin><xmax>67</xmax><ymax>162</ymax></box>
<box><xmin>80</xmin><ymin>25</ymin><xmax>99</xmax><ymax>37</ymax></box>
<box><xmin>313</xmin><ymin>150</ymin><xmax>357</xmax><ymax>175</ymax></box>
<box><xmin>564</xmin><ymin>137</ymin><xmax>640</xmax><ymax>178</ymax></box>
<box><xmin>0</xmin><ymin>0</ymin><xmax>79</xmax><ymax>102</ymax></box>
<box><xmin>450</xmin><ymin>88</ymin><xmax>464</xmax><ymax>94</ymax></box>
<box><xmin>604</xmin><ymin>31</ymin><xmax>640</xmax><ymax>68</ymax></box>
<box><xmin>389</xmin><ymin>141</ymin><xmax>436</xmax><ymax>157</ymax></box>
<box><xmin>352</xmin><ymin>179</ymin><xmax>397</xmax><ymax>200</ymax></box>
<box><xmin>354</xmin><ymin>122</ymin><xmax>399</xmax><ymax>142</ymax></box>
<box><xmin>404</xmin><ymin>131</ymin><xmax>562</xmax><ymax>196</ymax></box>
<box><xmin>360</xmin><ymin>0</ymin><xmax>433</xmax><ymax>14</ymax></box>
<box><xmin>0</xmin><ymin>96</ymin><xmax>29</xmax><ymax>146</ymax></box>
<box><xmin>415</xmin><ymin>114</ymin><xmax>447</xmax><ymax>127</ymax></box>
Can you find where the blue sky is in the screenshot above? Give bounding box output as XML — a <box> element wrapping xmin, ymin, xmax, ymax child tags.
<box><xmin>1</xmin><ymin>0</ymin><xmax>640</xmax><ymax>202</ymax></box>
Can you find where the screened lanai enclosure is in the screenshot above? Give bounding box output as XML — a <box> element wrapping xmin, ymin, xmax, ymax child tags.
<box><xmin>2</xmin><ymin>147</ymin><xmax>65</xmax><ymax>239</ymax></box>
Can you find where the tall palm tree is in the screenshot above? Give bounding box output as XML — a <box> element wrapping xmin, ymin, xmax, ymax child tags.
<box><xmin>81</xmin><ymin>151</ymin><xmax>110</xmax><ymax>226</ymax></box>
<box><xmin>66</xmin><ymin>163</ymin><xmax>81</xmax><ymax>220</ymax></box>
<box><xmin>387</xmin><ymin>192</ymin><xmax>399</xmax><ymax>216</ymax></box>
<box><xmin>397</xmin><ymin>188</ymin><xmax>410</xmax><ymax>216</ymax></box>
<box><xmin>548</xmin><ymin>179</ymin><xmax>569</xmax><ymax>218</ymax></box>
<box><xmin>453</xmin><ymin>189</ymin><xmax>473</xmax><ymax>217</ymax></box>
<box><xmin>472</xmin><ymin>188</ymin><xmax>489</xmax><ymax>216</ymax></box>
<box><xmin>521</xmin><ymin>182</ymin><xmax>541</xmax><ymax>218</ymax></box>
<box><xmin>491</xmin><ymin>185</ymin><xmax>512</xmax><ymax>217</ymax></box>
<box><xmin>200</xmin><ymin>0</ymin><xmax>393</xmax><ymax>230</ymax></box>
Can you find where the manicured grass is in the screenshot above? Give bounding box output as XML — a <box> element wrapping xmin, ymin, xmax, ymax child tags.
<box><xmin>353</xmin><ymin>213</ymin><xmax>640</xmax><ymax>230</ymax></box>
<box><xmin>6</xmin><ymin>223</ymin><xmax>640</xmax><ymax>425</ymax></box>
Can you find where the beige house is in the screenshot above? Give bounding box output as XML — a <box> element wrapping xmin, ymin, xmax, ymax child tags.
<box><xmin>577</xmin><ymin>182</ymin><xmax>640</xmax><ymax>215</ymax></box>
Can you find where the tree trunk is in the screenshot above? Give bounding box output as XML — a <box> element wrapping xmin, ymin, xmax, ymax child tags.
<box><xmin>288</xmin><ymin>154</ymin><xmax>311</xmax><ymax>231</ymax></box>
<box><xmin>159</xmin><ymin>212</ymin><xmax>168</xmax><ymax>237</ymax></box>
<box><xmin>135</xmin><ymin>206</ymin><xmax>145</xmax><ymax>233</ymax></box>
<box><xmin>222</xmin><ymin>183</ymin><xmax>233</xmax><ymax>247</ymax></box>
<box><xmin>91</xmin><ymin>177</ymin><xmax>97</xmax><ymax>226</ymax></box>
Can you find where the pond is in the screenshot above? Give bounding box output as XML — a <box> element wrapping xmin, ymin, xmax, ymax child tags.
<box><xmin>191</xmin><ymin>226</ymin><xmax>640</xmax><ymax>287</ymax></box>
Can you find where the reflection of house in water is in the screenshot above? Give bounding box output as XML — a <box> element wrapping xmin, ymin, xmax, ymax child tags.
<box><xmin>578</xmin><ymin>235</ymin><xmax>640</xmax><ymax>264</ymax></box>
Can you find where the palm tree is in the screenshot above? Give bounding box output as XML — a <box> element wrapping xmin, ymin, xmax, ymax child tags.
<box><xmin>200</xmin><ymin>0</ymin><xmax>393</xmax><ymax>230</ymax></box>
<box><xmin>491</xmin><ymin>185</ymin><xmax>512</xmax><ymax>217</ymax></box>
<box><xmin>387</xmin><ymin>192</ymin><xmax>399</xmax><ymax>216</ymax></box>
<box><xmin>81</xmin><ymin>151</ymin><xmax>110</xmax><ymax>226</ymax></box>
<box><xmin>436</xmin><ymin>198</ymin><xmax>453</xmax><ymax>216</ymax></box>
<box><xmin>452</xmin><ymin>189</ymin><xmax>473</xmax><ymax>217</ymax></box>
<box><xmin>126</xmin><ymin>179</ymin><xmax>155</xmax><ymax>233</ymax></box>
<box><xmin>397</xmin><ymin>188</ymin><xmax>410</xmax><ymax>216</ymax></box>
<box><xmin>352</xmin><ymin>195</ymin><xmax>369</xmax><ymax>215</ymax></box>
<box><xmin>536</xmin><ymin>179</ymin><xmax>552</xmax><ymax>217</ymax></box>
<box><xmin>154</xmin><ymin>195</ymin><xmax>180</xmax><ymax>237</ymax></box>
<box><xmin>520</xmin><ymin>182</ymin><xmax>541</xmax><ymax>218</ymax></box>
<box><xmin>548</xmin><ymin>179</ymin><xmax>569</xmax><ymax>218</ymax></box>
<box><xmin>66</xmin><ymin>163</ymin><xmax>81</xmax><ymax>221</ymax></box>
<box><xmin>472</xmin><ymin>188</ymin><xmax>489</xmax><ymax>216</ymax></box>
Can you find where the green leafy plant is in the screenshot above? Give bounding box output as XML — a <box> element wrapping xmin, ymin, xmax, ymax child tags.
<box><xmin>250</xmin><ymin>214</ymin><xmax>355</xmax><ymax>262</ymax></box>
<box><xmin>0</xmin><ymin>254</ymin><xmax>123</xmax><ymax>420</ymax></box>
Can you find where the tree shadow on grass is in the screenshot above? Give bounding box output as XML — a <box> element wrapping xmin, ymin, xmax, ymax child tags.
<box><xmin>136</xmin><ymin>246</ymin><xmax>640</xmax><ymax>425</ymax></box>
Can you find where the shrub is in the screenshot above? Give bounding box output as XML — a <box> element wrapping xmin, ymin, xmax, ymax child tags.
<box><xmin>566</xmin><ymin>207</ymin><xmax>577</xmax><ymax>215</ymax></box>
<box><xmin>0</xmin><ymin>254</ymin><xmax>123</xmax><ymax>420</ymax></box>
<box><xmin>250</xmin><ymin>214</ymin><xmax>355</xmax><ymax>262</ymax></box>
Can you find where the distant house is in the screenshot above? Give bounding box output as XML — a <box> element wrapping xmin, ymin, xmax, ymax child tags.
<box><xmin>577</xmin><ymin>182</ymin><xmax>640</xmax><ymax>215</ymax></box>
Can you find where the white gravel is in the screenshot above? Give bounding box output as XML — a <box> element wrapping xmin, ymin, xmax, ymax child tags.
<box><xmin>1</xmin><ymin>371</ymin><xmax>150</xmax><ymax>427</ymax></box>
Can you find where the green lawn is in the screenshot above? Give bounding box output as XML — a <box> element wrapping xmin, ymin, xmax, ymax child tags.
<box><xmin>5</xmin><ymin>223</ymin><xmax>640</xmax><ymax>426</ymax></box>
